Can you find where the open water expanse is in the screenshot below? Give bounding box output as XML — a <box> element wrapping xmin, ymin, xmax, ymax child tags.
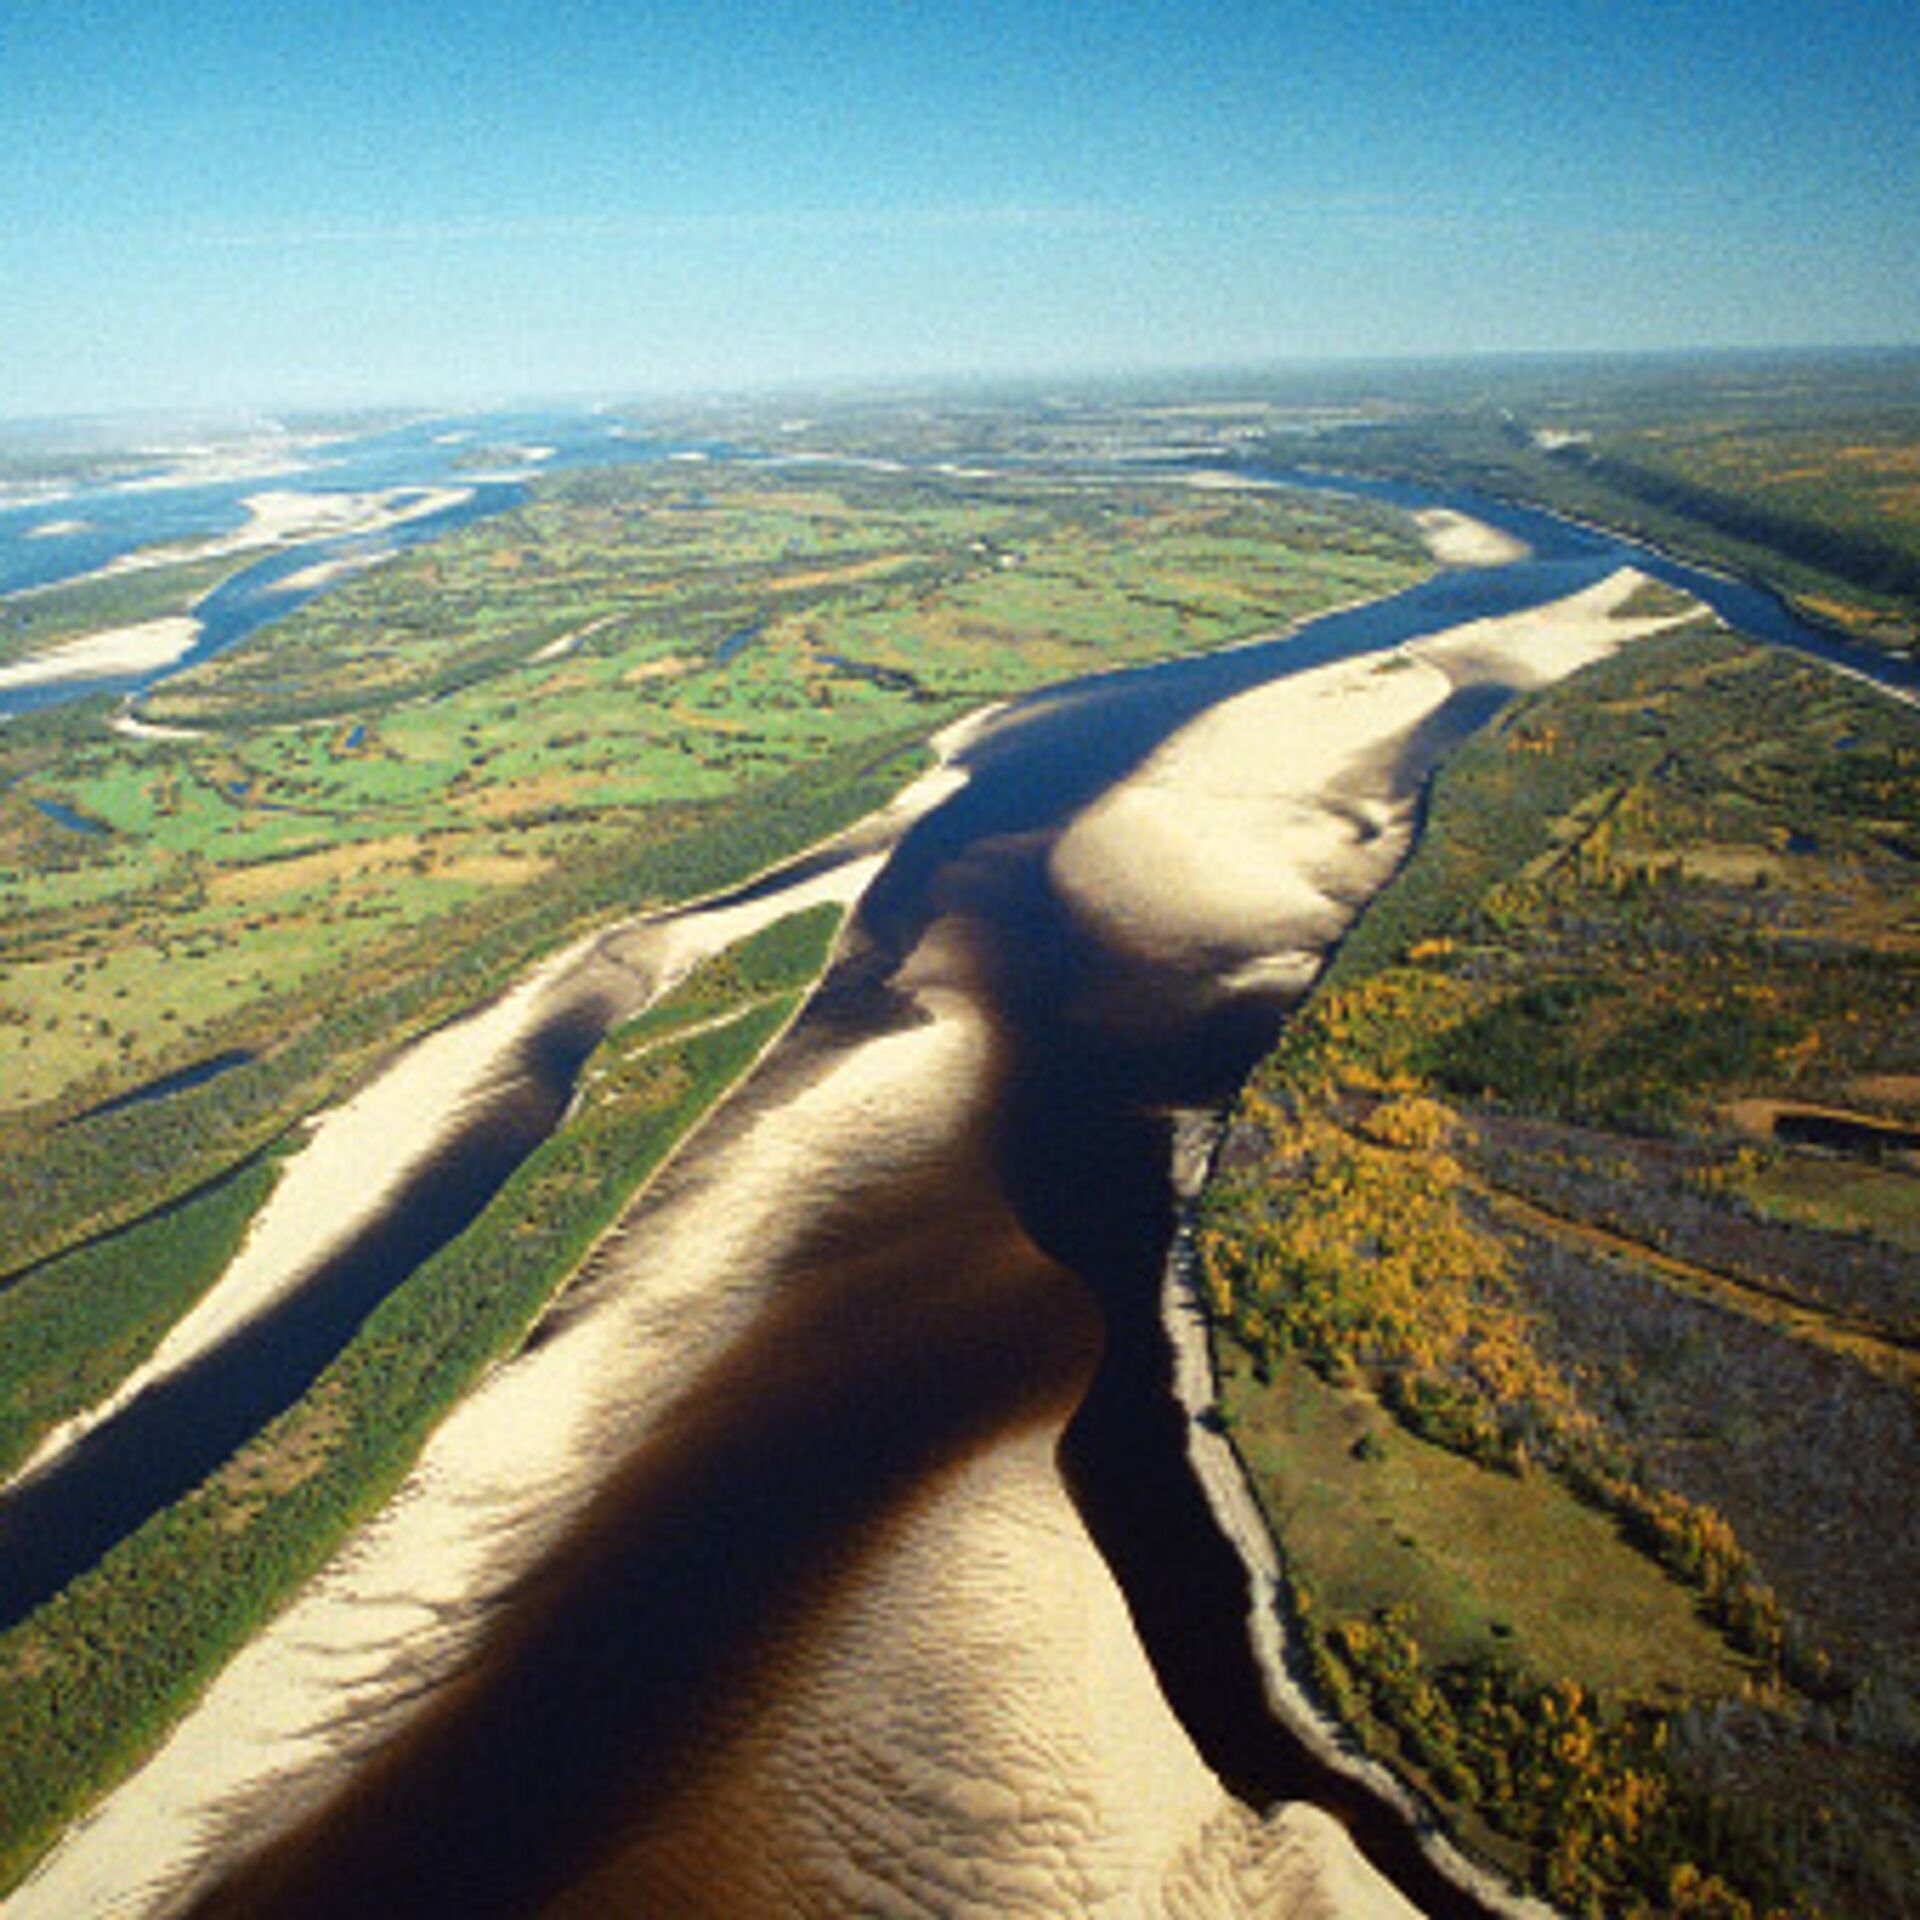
<box><xmin>8</xmin><ymin>421</ymin><xmax>1918</xmax><ymax>1911</ymax></box>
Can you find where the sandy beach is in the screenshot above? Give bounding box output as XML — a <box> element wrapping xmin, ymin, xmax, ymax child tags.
<box><xmin>1051</xmin><ymin>566</ymin><xmax>1683</xmax><ymax>996</ymax></box>
<box><xmin>7</xmin><ymin>897</ymin><xmax>1416</xmax><ymax>1920</ymax></box>
<box><xmin>110</xmin><ymin>707</ymin><xmax>204</xmax><ymax>742</ymax></box>
<box><xmin>1</xmin><ymin>833</ymin><xmax>897</xmax><ymax>1508</ymax></box>
<box><xmin>269</xmin><ymin>549</ymin><xmax>392</xmax><ymax>596</ymax></box>
<box><xmin>0</xmin><ymin>616</ymin><xmax>202</xmax><ymax>692</ymax></box>
<box><xmin>94</xmin><ymin>484</ymin><xmax>473</xmax><ymax>582</ymax></box>
<box><xmin>0</xmin><ymin>697</ymin><xmax>984</xmax><ymax>1506</ymax></box>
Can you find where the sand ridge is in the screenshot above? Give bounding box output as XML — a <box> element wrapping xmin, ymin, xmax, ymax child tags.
<box><xmin>1049</xmin><ymin>567</ymin><xmax>1685</xmax><ymax>997</ymax></box>
<box><xmin>1412</xmin><ymin>508</ymin><xmax>1531</xmax><ymax>567</ymax></box>
<box><xmin>0</xmin><ymin>616</ymin><xmax>202</xmax><ymax>691</ymax></box>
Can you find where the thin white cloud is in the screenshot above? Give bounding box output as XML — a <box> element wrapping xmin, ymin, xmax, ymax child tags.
<box><xmin>177</xmin><ymin>202</ymin><xmax>1133</xmax><ymax>251</ymax></box>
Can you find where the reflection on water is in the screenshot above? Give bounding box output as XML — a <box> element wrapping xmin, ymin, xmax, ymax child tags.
<box><xmin>180</xmin><ymin>597</ymin><xmax>1537</xmax><ymax>1915</ymax></box>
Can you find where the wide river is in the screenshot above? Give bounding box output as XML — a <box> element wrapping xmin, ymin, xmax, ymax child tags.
<box><xmin>8</xmin><ymin>451</ymin><xmax>1915</xmax><ymax>1916</ymax></box>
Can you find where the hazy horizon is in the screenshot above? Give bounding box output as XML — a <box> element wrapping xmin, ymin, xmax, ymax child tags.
<box><xmin>8</xmin><ymin>1</ymin><xmax>1919</xmax><ymax>418</ymax></box>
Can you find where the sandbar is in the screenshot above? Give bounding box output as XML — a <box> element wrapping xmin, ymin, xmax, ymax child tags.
<box><xmin>0</xmin><ymin>616</ymin><xmax>202</xmax><ymax>692</ymax></box>
<box><xmin>97</xmin><ymin>485</ymin><xmax>472</xmax><ymax>581</ymax></box>
<box><xmin>10</xmin><ymin>881</ymin><xmax>1413</xmax><ymax>1920</ymax></box>
<box><xmin>111</xmin><ymin>707</ymin><xmax>204</xmax><ymax>742</ymax></box>
<box><xmin>270</xmin><ymin>548</ymin><xmax>392</xmax><ymax>596</ymax></box>
<box><xmin>1050</xmin><ymin>568</ymin><xmax>1687</xmax><ymax>993</ymax></box>
<box><xmin>1412</xmin><ymin>506</ymin><xmax>1530</xmax><ymax>567</ymax></box>
<box><xmin>1</xmin><ymin>698</ymin><xmax>987</xmax><ymax>1505</ymax></box>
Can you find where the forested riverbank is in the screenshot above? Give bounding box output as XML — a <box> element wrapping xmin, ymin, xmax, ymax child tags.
<box><xmin>1200</xmin><ymin>623</ymin><xmax>1920</xmax><ymax>1914</ymax></box>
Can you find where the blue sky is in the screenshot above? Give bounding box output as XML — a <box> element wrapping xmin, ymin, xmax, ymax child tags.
<box><xmin>5</xmin><ymin>0</ymin><xmax>1917</xmax><ymax>416</ymax></box>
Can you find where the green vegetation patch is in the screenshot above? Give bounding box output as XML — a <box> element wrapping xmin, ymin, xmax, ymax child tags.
<box><xmin>1222</xmin><ymin>1350</ymin><xmax>1740</xmax><ymax>1700</ymax></box>
<box><xmin>2</xmin><ymin>461</ymin><xmax>1422</xmax><ymax>1138</ymax></box>
<box><xmin>0</xmin><ymin>727</ymin><xmax>925</xmax><ymax>1279</ymax></box>
<box><xmin>0</xmin><ymin>1153</ymin><xmax>282</xmax><ymax>1480</ymax></box>
<box><xmin>1738</xmin><ymin>1154</ymin><xmax>1920</xmax><ymax>1256</ymax></box>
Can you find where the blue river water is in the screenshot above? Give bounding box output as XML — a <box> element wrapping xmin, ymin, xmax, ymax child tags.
<box><xmin>1245</xmin><ymin>459</ymin><xmax>1920</xmax><ymax>696</ymax></box>
<box><xmin>6</xmin><ymin>409</ymin><xmax>1913</xmax><ymax>728</ymax></box>
<box><xmin>0</xmin><ymin>411</ymin><xmax>715</xmax><ymax>720</ymax></box>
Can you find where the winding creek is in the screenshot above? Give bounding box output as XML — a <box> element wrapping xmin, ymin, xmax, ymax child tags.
<box><xmin>8</xmin><ymin>454</ymin><xmax>1918</xmax><ymax>1915</ymax></box>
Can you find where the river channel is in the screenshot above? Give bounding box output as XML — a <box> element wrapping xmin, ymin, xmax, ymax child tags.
<box><xmin>10</xmin><ymin>463</ymin><xmax>1916</xmax><ymax>1915</ymax></box>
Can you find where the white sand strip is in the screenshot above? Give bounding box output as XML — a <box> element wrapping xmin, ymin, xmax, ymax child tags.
<box><xmin>3</xmin><ymin>904</ymin><xmax>998</xmax><ymax>1917</ymax></box>
<box><xmin>1050</xmin><ymin>568</ymin><xmax>1687</xmax><ymax>993</ymax></box>
<box><xmin>112</xmin><ymin>442</ymin><xmax>319</xmax><ymax>495</ymax></box>
<box><xmin>530</xmin><ymin>610</ymin><xmax>624</xmax><ymax>664</ymax></box>
<box><xmin>94</xmin><ymin>486</ymin><xmax>472</xmax><ymax>581</ymax></box>
<box><xmin>111</xmin><ymin>709</ymin><xmax>204</xmax><ymax>742</ymax></box>
<box><xmin>3</xmin><ymin>936</ymin><xmax>591</xmax><ymax>1497</ymax></box>
<box><xmin>270</xmin><ymin>549</ymin><xmax>392</xmax><ymax>596</ymax></box>
<box><xmin>0</xmin><ymin>617</ymin><xmax>201</xmax><ymax>691</ymax></box>
<box><xmin>1412</xmin><ymin>507</ymin><xmax>1530</xmax><ymax>567</ymax></box>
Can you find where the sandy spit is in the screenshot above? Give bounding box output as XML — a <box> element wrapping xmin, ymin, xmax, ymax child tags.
<box><xmin>0</xmin><ymin>617</ymin><xmax>202</xmax><ymax>691</ymax></box>
<box><xmin>0</xmin><ymin>829</ymin><xmax>892</xmax><ymax>1508</ymax></box>
<box><xmin>1050</xmin><ymin>567</ymin><xmax>1684</xmax><ymax>993</ymax></box>
<box><xmin>110</xmin><ymin>707</ymin><xmax>205</xmax><ymax>742</ymax></box>
<box><xmin>3</xmin><ymin>890</ymin><xmax>990</xmax><ymax>1917</ymax></box>
<box><xmin>268</xmin><ymin>549</ymin><xmax>393</xmax><ymax>596</ymax></box>
<box><xmin>1</xmin><ymin>705</ymin><xmax>988</xmax><ymax>1504</ymax></box>
<box><xmin>8</xmin><ymin>908</ymin><xmax>1417</xmax><ymax>1920</ymax></box>
<box><xmin>1044</xmin><ymin>570</ymin><xmax>1695</xmax><ymax>1919</ymax></box>
<box><xmin>95</xmin><ymin>486</ymin><xmax>472</xmax><ymax>581</ymax></box>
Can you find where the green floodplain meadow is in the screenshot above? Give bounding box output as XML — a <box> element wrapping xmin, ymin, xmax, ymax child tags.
<box><xmin>3</xmin><ymin>359</ymin><xmax>1920</xmax><ymax>1914</ymax></box>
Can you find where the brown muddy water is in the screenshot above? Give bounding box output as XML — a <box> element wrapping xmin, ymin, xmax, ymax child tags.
<box><xmin>179</xmin><ymin>677</ymin><xmax>1499</xmax><ymax>1917</ymax></box>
